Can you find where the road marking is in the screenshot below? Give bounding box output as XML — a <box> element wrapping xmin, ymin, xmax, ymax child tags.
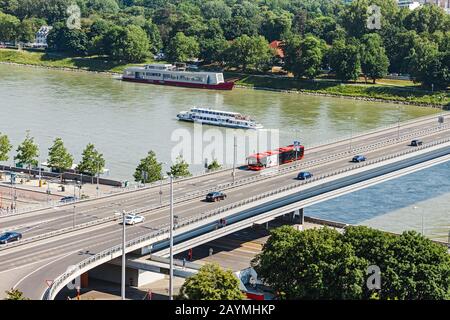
<box><xmin>12</xmin><ymin>249</ymin><xmax>81</xmax><ymax>290</ymax></box>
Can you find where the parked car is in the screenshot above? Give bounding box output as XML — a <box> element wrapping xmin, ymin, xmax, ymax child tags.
<box><xmin>0</xmin><ymin>232</ymin><xmax>22</xmax><ymax>244</ymax></box>
<box><xmin>297</xmin><ymin>171</ymin><xmax>313</xmax><ymax>180</ymax></box>
<box><xmin>352</xmin><ymin>155</ymin><xmax>367</xmax><ymax>163</ymax></box>
<box><xmin>206</xmin><ymin>191</ymin><xmax>227</xmax><ymax>202</ymax></box>
<box><xmin>60</xmin><ymin>196</ymin><xmax>77</xmax><ymax>203</ymax></box>
<box><xmin>410</xmin><ymin>139</ymin><xmax>423</xmax><ymax>147</ymax></box>
<box><xmin>124</xmin><ymin>214</ymin><xmax>145</xmax><ymax>225</ymax></box>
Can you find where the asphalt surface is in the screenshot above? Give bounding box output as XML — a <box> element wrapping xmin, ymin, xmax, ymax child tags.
<box><xmin>0</xmin><ymin>114</ymin><xmax>449</xmax><ymax>299</ymax></box>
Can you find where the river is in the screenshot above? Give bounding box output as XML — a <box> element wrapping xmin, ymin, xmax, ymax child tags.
<box><xmin>0</xmin><ymin>64</ymin><xmax>448</xmax><ymax>241</ymax></box>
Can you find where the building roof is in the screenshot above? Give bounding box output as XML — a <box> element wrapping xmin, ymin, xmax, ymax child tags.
<box><xmin>269</xmin><ymin>40</ymin><xmax>285</xmax><ymax>58</ymax></box>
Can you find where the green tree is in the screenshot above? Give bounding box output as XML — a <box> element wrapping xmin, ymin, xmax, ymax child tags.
<box><xmin>15</xmin><ymin>132</ymin><xmax>39</xmax><ymax>175</ymax></box>
<box><xmin>404</xmin><ymin>3</ymin><xmax>449</xmax><ymax>34</ymax></box>
<box><xmin>283</xmin><ymin>35</ymin><xmax>325</xmax><ymax>79</ymax></box>
<box><xmin>359</xmin><ymin>33</ymin><xmax>389</xmax><ymax>83</ymax></box>
<box><xmin>225</xmin><ymin>35</ymin><xmax>273</xmax><ymax>72</ymax></box>
<box><xmin>4</xmin><ymin>288</ymin><xmax>29</xmax><ymax>300</ymax></box>
<box><xmin>252</xmin><ymin>226</ymin><xmax>366</xmax><ymax>299</ymax></box>
<box><xmin>260</xmin><ymin>10</ymin><xmax>292</xmax><ymax>43</ymax></box>
<box><xmin>77</xmin><ymin>143</ymin><xmax>105</xmax><ymax>177</ymax></box>
<box><xmin>133</xmin><ymin>150</ymin><xmax>162</xmax><ymax>183</ymax></box>
<box><xmin>178</xmin><ymin>263</ymin><xmax>246</xmax><ymax>300</ymax></box>
<box><xmin>166</xmin><ymin>32</ymin><xmax>199</xmax><ymax>62</ymax></box>
<box><xmin>47</xmin><ymin>22</ymin><xmax>89</xmax><ymax>56</ymax></box>
<box><xmin>47</xmin><ymin>137</ymin><xmax>74</xmax><ymax>181</ymax></box>
<box><xmin>111</xmin><ymin>25</ymin><xmax>150</xmax><ymax>62</ymax></box>
<box><xmin>19</xmin><ymin>17</ymin><xmax>45</xmax><ymax>43</ymax></box>
<box><xmin>407</xmin><ymin>38</ymin><xmax>449</xmax><ymax>89</ymax></box>
<box><xmin>168</xmin><ymin>155</ymin><xmax>191</xmax><ymax>178</ymax></box>
<box><xmin>207</xmin><ymin>159</ymin><xmax>222</xmax><ymax>171</ymax></box>
<box><xmin>143</xmin><ymin>20</ymin><xmax>162</xmax><ymax>54</ymax></box>
<box><xmin>0</xmin><ymin>132</ymin><xmax>12</xmax><ymax>162</ymax></box>
<box><xmin>0</xmin><ymin>11</ymin><xmax>20</xmax><ymax>43</ymax></box>
<box><xmin>329</xmin><ymin>41</ymin><xmax>361</xmax><ymax>82</ymax></box>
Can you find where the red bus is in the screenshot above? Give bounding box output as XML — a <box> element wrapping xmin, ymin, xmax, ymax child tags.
<box><xmin>247</xmin><ymin>145</ymin><xmax>305</xmax><ymax>170</ymax></box>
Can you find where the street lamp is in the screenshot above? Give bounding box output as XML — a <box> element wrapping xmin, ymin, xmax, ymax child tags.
<box><xmin>348</xmin><ymin>116</ymin><xmax>357</xmax><ymax>152</ymax></box>
<box><xmin>159</xmin><ymin>163</ymin><xmax>168</xmax><ymax>206</ymax></box>
<box><xmin>397</xmin><ymin>106</ymin><xmax>404</xmax><ymax>140</ymax></box>
<box><xmin>169</xmin><ymin>174</ymin><xmax>174</xmax><ymax>300</ymax></box>
<box><xmin>232</xmin><ymin>135</ymin><xmax>237</xmax><ymax>184</ymax></box>
<box><xmin>73</xmin><ymin>205</ymin><xmax>76</xmax><ymax>228</ymax></box>
<box><xmin>121</xmin><ymin>209</ymin><xmax>126</xmax><ymax>300</ymax></box>
<box><xmin>413</xmin><ymin>206</ymin><xmax>424</xmax><ymax>235</ymax></box>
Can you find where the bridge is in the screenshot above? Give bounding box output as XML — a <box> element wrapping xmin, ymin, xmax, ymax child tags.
<box><xmin>0</xmin><ymin>114</ymin><xmax>449</xmax><ymax>300</ymax></box>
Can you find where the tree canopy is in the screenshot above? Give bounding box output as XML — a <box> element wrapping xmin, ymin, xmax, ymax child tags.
<box><xmin>252</xmin><ymin>225</ymin><xmax>450</xmax><ymax>300</ymax></box>
<box><xmin>77</xmin><ymin>143</ymin><xmax>105</xmax><ymax>176</ymax></box>
<box><xmin>134</xmin><ymin>150</ymin><xmax>162</xmax><ymax>183</ymax></box>
<box><xmin>178</xmin><ymin>263</ymin><xmax>246</xmax><ymax>300</ymax></box>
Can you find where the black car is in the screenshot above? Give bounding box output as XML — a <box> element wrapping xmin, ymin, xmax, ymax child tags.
<box><xmin>206</xmin><ymin>191</ymin><xmax>227</xmax><ymax>202</ymax></box>
<box><xmin>297</xmin><ymin>171</ymin><xmax>313</xmax><ymax>180</ymax></box>
<box><xmin>0</xmin><ymin>232</ymin><xmax>22</xmax><ymax>244</ymax></box>
<box><xmin>410</xmin><ymin>139</ymin><xmax>423</xmax><ymax>146</ymax></box>
<box><xmin>60</xmin><ymin>196</ymin><xmax>77</xmax><ymax>203</ymax></box>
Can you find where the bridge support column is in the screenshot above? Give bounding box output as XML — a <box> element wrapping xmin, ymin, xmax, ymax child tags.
<box><xmin>292</xmin><ymin>208</ymin><xmax>304</xmax><ymax>225</ymax></box>
<box><xmin>80</xmin><ymin>272</ymin><xmax>89</xmax><ymax>288</ymax></box>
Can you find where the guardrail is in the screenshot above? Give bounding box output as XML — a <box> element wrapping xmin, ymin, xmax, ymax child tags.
<box><xmin>7</xmin><ymin>123</ymin><xmax>450</xmax><ymax>249</ymax></box>
<box><xmin>4</xmin><ymin>115</ymin><xmax>449</xmax><ymax>218</ymax></box>
<box><xmin>43</xmin><ymin>137</ymin><xmax>450</xmax><ymax>300</ymax></box>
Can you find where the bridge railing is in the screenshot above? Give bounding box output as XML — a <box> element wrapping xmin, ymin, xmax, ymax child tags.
<box><xmin>43</xmin><ymin>136</ymin><xmax>450</xmax><ymax>300</ymax></box>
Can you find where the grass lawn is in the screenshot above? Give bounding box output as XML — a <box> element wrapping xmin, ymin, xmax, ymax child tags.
<box><xmin>0</xmin><ymin>48</ymin><xmax>151</xmax><ymax>73</ymax></box>
<box><xmin>226</xmin><ymin>73</ymin><xmax>449</xmax><ymax>106</ymax></box>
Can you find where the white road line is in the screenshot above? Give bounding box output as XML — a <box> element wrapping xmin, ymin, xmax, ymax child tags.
<box><xmin>13</xmin><ymin>249</ymin><xmax>81</xmax><ymax>290</ymax></box>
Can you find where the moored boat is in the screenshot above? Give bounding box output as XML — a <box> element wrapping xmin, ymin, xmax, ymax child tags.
<box><xmin>122</xmin><ymin>64</ymin><xmax>234</xmax><ymax>90</ymax></box>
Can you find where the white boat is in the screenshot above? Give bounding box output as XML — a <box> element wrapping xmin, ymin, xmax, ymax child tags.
<box><xmin>177</xmin><ymin>107</ymin><xmax>263</xmax><ymax>129</ymax></box>
<box><xmin>122</xmin><ymin>64</ymin><xmax>234</xmax><ymax>90</ymax></box>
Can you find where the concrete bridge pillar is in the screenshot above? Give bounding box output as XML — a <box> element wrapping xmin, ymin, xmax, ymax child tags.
<box><xmin>292</xmin><ymin>208</ymin><xmax>304</xmax><ymax>225</ymax></box>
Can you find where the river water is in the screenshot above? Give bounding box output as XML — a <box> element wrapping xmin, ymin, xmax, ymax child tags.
<box><xmin>0</xmin><ymin>64</ymin><xmax>448</xmax><ymax>241</ymax></box>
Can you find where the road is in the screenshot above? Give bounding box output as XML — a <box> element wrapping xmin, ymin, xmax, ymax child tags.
<box><xmin>0</xmin><ymin>114</ymin><xmax>449</xmax><ymax>299</ymax></box>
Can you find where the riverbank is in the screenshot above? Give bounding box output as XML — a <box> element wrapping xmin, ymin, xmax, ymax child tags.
<box><xmin>231</xmin><ymin>74</ymin><xmax>450</xmax><ymax>109</ymax></box>
<box><xmin>1</xmin><ymin>48</ymin><xmax>449</xmax><ymax>108</ymax></box>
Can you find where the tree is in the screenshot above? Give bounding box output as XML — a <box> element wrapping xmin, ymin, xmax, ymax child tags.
<box><xmin>166</xmin><ymin>32</ymin><xmax>199</xmax><ymax>62</ymax></box>
<box><xmin>133</xmin><ymin>150</ymin><xmax>162</xmax><ymax>183</ymax></box>
<box><xmin>19</xmin><ymin>17</ymin><xmax>45</xmax><ymax>43</ymax></box>
<box><xmin>15</xmin><ymin>132</ymin><xmax>39</xmax><ymax>175</ymax></box>
<box><xmin>0</xmin><ymin>12</ymin><xmax>20</xmax><ymax>43</ymax></box>
<box><xmin>359</xmin><ymin>33</ymin><xmax>389</xmax><ymax>83</ymax></box>
<box><xmin>329</xmin><ymin>41</ymin><xmax>361</xmax><ymax>82</ymax></box>
<box><xmin>253</xmin><ymin>225</ymin><xmax>450</xmax><ymax>300</ymax></box>
<box><xmin>178</xmin><ymin>263</ymin><xmax>246</xmax><ymax>300</ymax></box>
<box><xmin>143</xmin><ymin>20</ymin><xmax>162</xmax><ymax>54</ymax></box>
<box><xmin>86</xmin><ymin>0</ymin><xmax>119</xmax><ymax>15</ymax></box>
<box><xmin>0</xmin><ymin>132</ymin><xmax>12</xmax><ymax>162</ymax></box>
<box><xmin>47</xmin><ymin>22</ymin><xmax>89</xmax><ymax>56</ymax></box>
<box><xmin>225</xmin><ymin>35</ymin><xmax>273</xmax><ymax>72</ymax></box>
<box><xmin>260</xmin><ymin>10</ymin><xmax>292</xmax><ymax>43</ymax></box>
<box><xmin>111</xmin><ymin>25</ymin><xmax>150</xmax><ymax>62</ymax></box>
<box><xmin>77</xmin><ymin>143</ymin><xmax>105</xmax><ymax>177</ymax></box>
<box><xmin>404</xmin><ymin>4</ymin><xmax>449</xmax><ymax>34</ymax></box>
<box><xmin>5</xmin><ymin>288</ymin><xmax>29</xmax><ymax>300</ymax></box>
<box><xmin>168</xmin><ymin>155</ymin><xmax>190</xmax><ymax>178</ymax></box>
<box><xmin>283</xmin><ymin>35</ymin><xmax>325</xmax><ymax>79</ymax></box>
<box><xmin>47</xmin><ymin>138</ymin><xmax>74</xmax><ymax>182</ymax></box>
<box><xmin>207</xmin><ymin>159</ymin><xmax>222</xmax><ymax>171</ymax></box>
<box><xmin>252</xmin><ymin>226</ymin><xmax>366</xmax><ymax>299</ymax></box>
<box><xmin>407</xmin><ymin>38</ymin><xmax>450</xmax><ymax>89</ymax></box>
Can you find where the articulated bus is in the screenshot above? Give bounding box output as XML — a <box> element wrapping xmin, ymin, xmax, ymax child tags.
<box><xmin>247</xmin><ymin>145</ymin><xmax>305</xmax><ymax>170</ymax></box>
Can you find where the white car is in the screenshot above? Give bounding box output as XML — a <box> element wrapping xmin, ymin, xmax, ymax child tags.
<box><xmin>124</xmin><ymin>214</ymin><xmax>145</xmax><ymax>225</ymax></box>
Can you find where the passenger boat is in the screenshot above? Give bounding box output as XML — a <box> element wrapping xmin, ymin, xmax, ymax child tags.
<box><xmin>122</xmin><ymin>64</ymin><xmax>234</xmax><ymax>90</ymax></box>
<box><xmin>177</xmin><ymin>107</ymin><xmax>263</xmax><ymax>129</ymax></box>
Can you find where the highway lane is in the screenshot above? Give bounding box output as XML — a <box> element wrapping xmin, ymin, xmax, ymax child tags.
<box><xmin>1</xmin><ymin>127</ymin><xmax>449</xmax><ymax>299</ymax></box>
<box><xmin>1</xmin><ymin>114</ymin><xmax>448</xmax><ymax>240</ymax></box>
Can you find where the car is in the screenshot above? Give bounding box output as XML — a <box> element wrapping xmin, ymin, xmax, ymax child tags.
<box><xmin>297</xmin><ymin>171</ymin><xmax>313</xmax><ymax>180</ymax></box>
<box><xmin>124</xmin><ymin>214</ymin><xmax>145</xmax><ymax>225</ymax></box>
<box><xmin>352</xmin><ymin>155</ymin><xmax>367</xmax><ymax>163</ymax></box>
<box><xmin>60</xmin><ymin>196</ymin><xmax>77</xmax><ymax>203</ymax></box>
<box><xmin>0</xmin><ymin>232</ymin><xmax>22</xmax><ymax>244</ymax></box>
<box><xmin>206</xmin><ymin>191</ymin><xmax>227</xmax><ymax>202</ymax></box>
<box><xmin>410</xmin><ymin>139</ymin><xmax>423</xmax><ymax>146</ymax></box>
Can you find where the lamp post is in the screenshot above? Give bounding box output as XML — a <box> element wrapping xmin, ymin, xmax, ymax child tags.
<box><xmin>159</xmin><ymin>163</ymin><xmax>168</xmax><ymax>206</ymax></box>
<box><xmin>232</xmin><ymin>135</ymin><xmax>237</xmax><ymax>184</ymax></box>
<box><xmin>397</xmin><ymin>106</ymin><xmax>404</xmax><ymax>140</ymax></box>
<box><xmin>413</xmin><ymin>206</ymin><xmax>424</xmax><ymax>236</ymax></box>
<box><xmin>348</xmin><ymin>116</ymin><xmax>357</xmax><ymax>152</ymax></box>
<box><xmin>73</xmin><ymin>205</ymin><xmax>76</xmax><ymax>228</ymax></box>
<box><xmin>169</xmin><ymin>174</ymin><xmax>174</xmax><ymax>300</ymax></box>
<box><xmin>121</xmin><ymin>209</ymin><xmax>126</xmax><ymax>300</ymax></box>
